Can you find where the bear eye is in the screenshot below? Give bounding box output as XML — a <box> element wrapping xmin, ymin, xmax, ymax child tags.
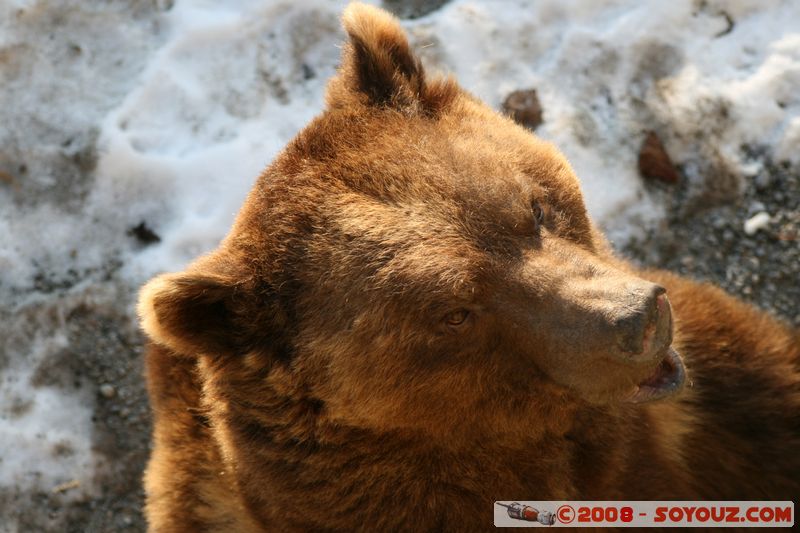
<box><xmin>444</xmin><ymin>309</ymin><xmax>470</xmax><ymax>327</ymax></box>
<box><xmin>531</xmin><ymin>201</ymin><xmax>545</xmax><ymax>229</ymax></box>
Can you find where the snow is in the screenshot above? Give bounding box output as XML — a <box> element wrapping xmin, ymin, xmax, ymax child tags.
<box><xmin>1</xmin><ymin>0</ymin><xmax>798</xmax><ymax>513</ymax></box>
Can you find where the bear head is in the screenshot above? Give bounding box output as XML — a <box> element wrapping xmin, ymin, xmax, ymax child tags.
<box><xmin>138</xmin><ymin>3</ymin><xmax>685</xmax><ymax>446</ymax></box>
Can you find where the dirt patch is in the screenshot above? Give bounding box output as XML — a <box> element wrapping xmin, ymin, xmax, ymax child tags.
<box><xmin>1</xmin><ymin>293</ymin><xmax>150</xmax><ymax>533</ymax></box>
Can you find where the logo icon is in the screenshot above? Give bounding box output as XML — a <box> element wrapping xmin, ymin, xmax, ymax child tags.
<box><xmin>496</xmin><ymin>502</ymin><xmax>556</xmax><ymax>525</ymax></box>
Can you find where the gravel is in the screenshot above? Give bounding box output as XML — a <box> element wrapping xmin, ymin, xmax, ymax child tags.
<box><xmin>623</xmin><ymin>155</ymin><xmax>800</xmax><ymax>327</ymax></box>
<box><xmin>2</xmin><ymin>292</ymin><xmax>150</xmax><ymax>533</ymax></box>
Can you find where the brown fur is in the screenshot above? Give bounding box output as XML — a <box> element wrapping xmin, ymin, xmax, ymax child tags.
<box><xmin>138</xmin><ymin>4</ymin><xmax>800</xmax><ymax>531</ymax></box>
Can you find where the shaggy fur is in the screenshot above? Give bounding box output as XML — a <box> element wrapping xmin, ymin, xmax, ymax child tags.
<box><xmin>139</xmin><ymin>4</ymin><xmax>800</xmax><ymax>531</ymax></box>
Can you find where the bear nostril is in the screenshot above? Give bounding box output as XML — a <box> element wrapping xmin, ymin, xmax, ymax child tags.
<box><xmin>651</xmin><ymin>284</ymin><xmax>667</xmax><ymax>307</ymax></box>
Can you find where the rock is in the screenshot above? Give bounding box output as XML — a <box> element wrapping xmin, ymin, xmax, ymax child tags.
<box><xmin>743</xmin><ymin>212</ymin><xmax>771</xmax><ymax>235</ymax></box>
<box><xmin>502</xmin><ymin>89</ymin><xmax>544</xmax><ymax>131</ymax></box>
<box><xmin>128</xmin><ymin>221</ymin><xmax>161</xmax><ymax>245</ymax></box>
<box><xmin>99</xmin><ymin>384</ymin><xmax>116</xmax><ymax>398</ymax></box>
<box><xmin>748</xmin><ymin>201</ymin><xmax>766</xmax><ymax>214</ymax></box>
<box><xmin>638</xmin><ymin>131</ymin><xmax>680</xmax><ymax>184</ymax></box>
<box><xmin>722</xmin><ymin>229</ymin><xmax>735</xmax><ymax>243</ymax></box>
<box><xmin>754</xmin><ymin>172</ymin><xmax>773</xmax><ymax>191</ymax></box>
<box><xmin>382</xmin><ymin>0</ymin><xmax>452</xmax><ymax>19</ymax></box>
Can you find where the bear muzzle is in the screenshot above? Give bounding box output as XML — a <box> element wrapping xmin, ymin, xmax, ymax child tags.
<box><xmin>607</xmin><ymin>284</ymin><xmax>687</xmax><ymax>403</ymax></box>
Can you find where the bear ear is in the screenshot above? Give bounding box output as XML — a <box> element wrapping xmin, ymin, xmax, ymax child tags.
<box><xmin>327</xmin><ymin>2</ymin><xmax>456</xmax><ymax>114</ymax></box>
<box><xmin>138</xmin><ymin>272</ymin><xmax>250</xmax><ymax>358</ymax></box>
<box><xmin>139</xmin><ymin>269</ymin><xmax>293</xmax><ymax>361</ymax></box>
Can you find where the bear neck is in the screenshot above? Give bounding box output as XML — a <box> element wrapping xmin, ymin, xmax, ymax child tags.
<box><xmin>199</xmin><ymin>360</ymin><xmax>653</xmax><ymax>528</ymax></box>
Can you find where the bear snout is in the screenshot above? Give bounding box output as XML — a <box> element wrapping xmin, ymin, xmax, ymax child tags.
<box><xmin>612</xmin><ymin>284</ymin><xmax>672</xmax><ymax>362</ymax></box>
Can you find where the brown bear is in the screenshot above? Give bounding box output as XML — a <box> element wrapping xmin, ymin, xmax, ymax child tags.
<box><xmin>138</xmin><ymin>3</ymin><xmax>800</xmax><ymax>531</ymax></box>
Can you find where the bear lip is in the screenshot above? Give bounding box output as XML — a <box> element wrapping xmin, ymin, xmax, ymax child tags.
<box><xmin>625</xmin><ymin>347</ymin><xmax>686</xmax><ymax>404</ymax></box>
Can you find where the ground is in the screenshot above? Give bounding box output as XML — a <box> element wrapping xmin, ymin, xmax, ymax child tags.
<box><xmin>627</xmin><ymin>156</ymin><xmax>799</xmax><ymax>326</ymax></box>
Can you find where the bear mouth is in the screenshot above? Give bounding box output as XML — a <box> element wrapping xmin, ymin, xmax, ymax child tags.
<box><xmin>625</xmin><ymin>347</ymin><xmax>686</xmax><ymax>403</ymax></box>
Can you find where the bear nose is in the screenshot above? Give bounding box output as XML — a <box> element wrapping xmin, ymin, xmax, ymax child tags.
<box><xmin>615</xmin><ymin>284</ymin><xmax>672</xmax><ymax>361</ymax></box>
